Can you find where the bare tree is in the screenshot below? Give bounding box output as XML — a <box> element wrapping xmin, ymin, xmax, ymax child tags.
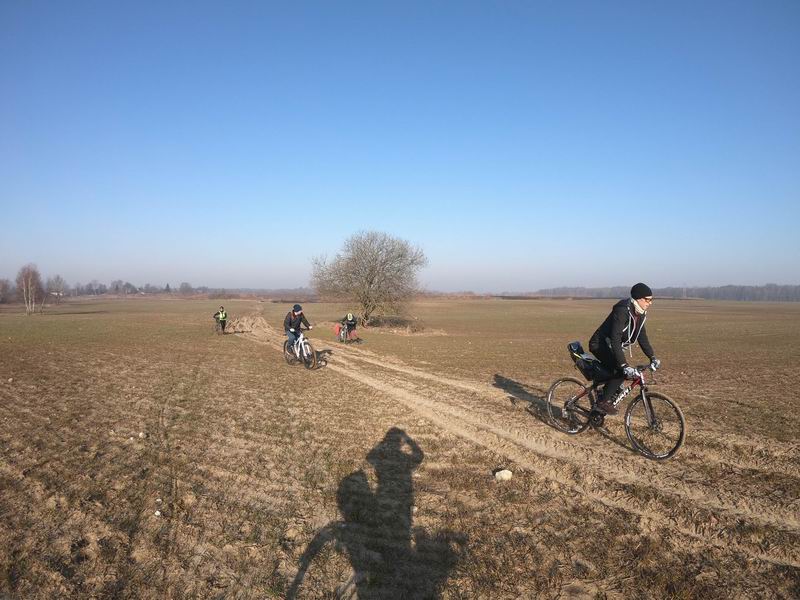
<box><xmin>88</xmin><ymin>280</ymin><xmax>107</xmax><ymax>295</ymax></box>
<box><xmin>312</xmin><ymin>231</ymin><xmax>427</xmax><ymax>325</ymax></box>
<box><xmin>179</xmin><ymin>282</ymin><xmax>193</xmax><ymax>295</ymax></box>
<box><xmin>0</xmin><ymin>279</ymin><xmax>12</xmax><ymax>304</ymax></box>
<box><xmin>46</xmin><ymin>274</ymin><xmax>67</xmax><ymax>305</ymax></box>
<box><xmin>16</xmin><ymin>264</ymin><xmax>44</xmax><ymax>315</ymax></box>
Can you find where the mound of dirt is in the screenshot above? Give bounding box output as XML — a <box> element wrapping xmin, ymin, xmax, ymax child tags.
<box><xmin>226</xmin><ymin>314</ymin><xmax>272</xmax><ymax>334</ymax></box>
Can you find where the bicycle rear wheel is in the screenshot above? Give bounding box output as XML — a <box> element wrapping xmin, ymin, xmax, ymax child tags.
<box><xmin>302</xmin><ymin>341</ymin><xmax>317</xmax><ymax>370</ymax></box>
<box><xmin>625</xmin><ymin>392</ymin><xmax>685</xmax><ymax>460</ymax></box>
<box><xmin>546</xmin><ymin>377</ymin><xmax>592</xmax><ymax>434</ymax></box>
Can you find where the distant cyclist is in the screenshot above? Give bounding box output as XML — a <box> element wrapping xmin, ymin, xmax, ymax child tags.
<box><xmin>589</xmin><ymin>283</ymin><xmax>660</xmax><ymax>415</ymax></box>
<box><xmin>341</xmin><ymin>312</ymin><xmax>358</xmax><ymax>341</ymax></box>
<box><xmin>284</xmin><ymin>304</ymin><xmax>312</xmax><ymax>351</ymax></box>
<box><xmin>213</xmin><ymin>306</ymin><xmax>227</xmax><ymax>334</ymax></box>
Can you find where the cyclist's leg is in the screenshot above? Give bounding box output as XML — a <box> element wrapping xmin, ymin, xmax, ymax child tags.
<box><xmin>591</xmin><ymin>345</ymin><xmax>624</xmax><ymax>405</ymax></box>
<box><xmin>221</xmin><ymin>320</ymin><xmax>226</xmax><ymax>334</ymax></box>
<box><xmin>287</xmin><ymin>330</ymin><xmax>299</xmax><ymax>353</ymax></box>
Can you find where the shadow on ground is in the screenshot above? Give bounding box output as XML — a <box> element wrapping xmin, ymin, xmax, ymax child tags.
<box><xmin>315</xmin><ymin>348</ymin><xmax>333</xmax><ymax>368</ymax></box>
<box><xmin>287</xmin><ymin>428</ymin><xmax>466</xmax><ymax>599</ymax></box>
<box><xmin>492</xmin><ymin>374</ymin><xmax>550</xmax><ymax>424</ymax></box>
<box><xmin>592</xmin><ymin>414</ymin><xmax>640</xmax><ymax>455</ymax></box>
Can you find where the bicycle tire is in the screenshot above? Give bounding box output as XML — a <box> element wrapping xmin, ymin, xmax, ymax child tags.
<box><xmin>546</xmin><ymin>377</ymin><xmax>592</xmax><ymax>434</ymax></box>
<box><xmin>625</xmin><ymin>391</ymin><xmax>685</xmax><ymax>460</ymax></box>
<box><xmin>284</xmin><ymin>341</ymin><xmax>296</xmax><ymax>365</ymax></box>
<box><xmin>302</xmin><ymin>341</ymin><xmax>317</xmax><ymax>370</ymax></box>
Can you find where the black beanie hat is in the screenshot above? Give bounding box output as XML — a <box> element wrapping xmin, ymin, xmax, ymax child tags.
<box><xmin>631</xmin><ymin>283</ymin><xmax>653</xmax><ymax>299</ymax></box>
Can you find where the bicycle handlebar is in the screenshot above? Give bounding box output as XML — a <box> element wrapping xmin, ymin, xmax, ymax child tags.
<box><xmin>633</xmin><ymin>363</ymin><xmax>659</xmax><ymax>384</ymax></box>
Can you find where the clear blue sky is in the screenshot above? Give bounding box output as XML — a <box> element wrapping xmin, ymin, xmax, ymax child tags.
<box><xmin>1</xmin><ymin>1</ymin><xmax>798</xmax><ymax>292</ymax></box>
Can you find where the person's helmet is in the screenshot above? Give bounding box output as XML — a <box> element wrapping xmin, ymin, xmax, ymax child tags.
<box><xmin>347</xmin><ymin>313</ymin><xmax>354</xmax><ymax>321</ymax></box>
<box><xmin>293</xmin><ymin>304</ymin><xmax>303</xmax><ymax>313</ymax></box>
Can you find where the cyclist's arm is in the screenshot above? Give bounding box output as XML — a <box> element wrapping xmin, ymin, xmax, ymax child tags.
<box><xmin>638</xmin><ymin>324</ymin><xmax>655</xmax><ymax>360</ymax></box>
<box><xmin>301</xmin><ymin>315</ymin><xmax>311</xmax><ymax>329</ymax></box>
<box><xmin>283</xmin><ymin>312</ymin><xmax>292</xmax><ymax>331</ymax></box>
<box><xmin>609</xmin><ymin>305</ymin><xmax>629</xmax><ymax>368</ymax></box>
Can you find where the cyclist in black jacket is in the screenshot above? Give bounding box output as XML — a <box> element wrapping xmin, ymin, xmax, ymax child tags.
<box><xmin>589</xmin><ymin>283</ymin><xmax>660</xmax><ymax>414</ymax></box>
<box><xmin>284</xmin><ymin>304</ymin><xmax>312</xmax><ymax>350</ymax></box>
<box><xmin>341</xmin><ymin>312</ymin><xmax>357</xmax><ymax>341</ymax></box>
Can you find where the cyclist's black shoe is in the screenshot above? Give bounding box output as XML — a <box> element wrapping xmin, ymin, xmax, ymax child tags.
<box><xmin>595</xmin><ymin>399</ymin><xmax>619</xmax><ymax>415</ymax></box>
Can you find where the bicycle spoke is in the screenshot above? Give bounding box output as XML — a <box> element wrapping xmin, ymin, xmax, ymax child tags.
<box><xmin>546</xmin><ymin>377</ymin><xmax>591</xmax><ymax>434</ymax></box>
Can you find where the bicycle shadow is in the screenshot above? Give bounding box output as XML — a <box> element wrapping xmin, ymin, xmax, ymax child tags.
<box><xmin>287</xmin><ymin>427</ymin><xmax>466</xmax><ymax>599</ymax></box>
<box><xmin>315</xmin><ymin>349</ymin><xmax>333</xmax><ymax>368</ymax></box>
<box><xmin>593</xmin><ymin>420</ymin><xmax>639</xmax><ymax>455</ymax></box>
<box><xmin>492</xmin><ymin>374</ymin><xmax>550</xmax><ymax>424</ymax></box>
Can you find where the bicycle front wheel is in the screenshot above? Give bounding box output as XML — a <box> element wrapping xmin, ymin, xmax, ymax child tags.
<box><xmin>546</xmin><ymin>377</ymin><xmax>592</xmax><ymax>434</ymax></box>
<box><xmin>625</xmin><ymin>392</ymin><xmax>685</xmax><ymax>460</ymax></box>
<box><xmin>302</xmin><ymin>341</ymin><xmax>317</xmax><ymax>370</ymax></box>
<box><xmin>284</xmin><ymin>341</ymin><xmax>296</xmax><ymax>365</ymax></box>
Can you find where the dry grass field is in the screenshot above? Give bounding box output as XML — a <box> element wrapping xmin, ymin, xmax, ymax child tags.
<box><xmin>1</xmin><ymin>297</ymin><xmax>799</xmax><ymax>599</ymax></box>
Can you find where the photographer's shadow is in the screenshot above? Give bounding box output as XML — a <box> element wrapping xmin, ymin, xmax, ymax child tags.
<box><xmin>288</xmin><ymin>428</ymin><xmax>466</xmax><ymax>599</ymax></box>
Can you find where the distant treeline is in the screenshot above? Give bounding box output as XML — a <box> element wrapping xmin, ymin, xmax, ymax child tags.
<box><xmin>533</xmin><ymin>285</ymin><xmax>800</xmax><ymax>302</ymax></box>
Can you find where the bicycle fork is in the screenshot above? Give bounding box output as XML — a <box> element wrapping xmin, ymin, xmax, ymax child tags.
<box><xmin>639</xmin><ymin>389</ymin><xmax>659</xmax><ymax>429</ymax></box>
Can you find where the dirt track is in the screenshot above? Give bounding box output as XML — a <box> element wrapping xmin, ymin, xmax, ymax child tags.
<box><xmin>235</xmin><ymin>314</ymin><xmax>800</xmax><ymax>596</ymax></box>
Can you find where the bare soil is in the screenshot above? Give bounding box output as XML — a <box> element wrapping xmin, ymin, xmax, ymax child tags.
<box><xmin>1</xmin><ymin>298</ymin><xmax>798</xmax><ymax>599</ymax></box>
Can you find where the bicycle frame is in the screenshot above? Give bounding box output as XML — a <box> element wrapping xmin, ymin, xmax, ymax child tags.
<box><xmin>563</xmin><ymin>365</ymin><xmax>656</xmax><ymax>423</ymax></box>
<box><xmin>290</xmin><ymin>331</ymin><xmax>312</xmax><ymax>359</ymax></box>
<box><xmin>340</xmin><ymin>322</ymin><xmax>354</xmax><ymax>342</ymax></box>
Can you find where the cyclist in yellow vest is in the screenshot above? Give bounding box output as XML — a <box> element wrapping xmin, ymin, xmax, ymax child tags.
<box><xmin>214</xmin><ymin>306</ymin><xmax>228</xmax><ymax>334</ymax></box>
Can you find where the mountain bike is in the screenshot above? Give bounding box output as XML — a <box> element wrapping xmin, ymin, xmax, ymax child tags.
<box><xmin>337</xmin><ymin>322</ymin><xmax>356</xmax><ymax>344</ymax></box>
<box><xmin>284</xmin><ymin>329</ymin><xmax>317</xmax><ymax>369</ymax></box>
<box><xmin>546</xmin><ymin>343</ymin><xmax>685</xmax><ymax>460</ymax></box>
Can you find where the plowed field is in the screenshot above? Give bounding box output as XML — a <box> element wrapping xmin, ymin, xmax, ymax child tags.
<box><xmin>1</xmin><ymin>298</ymin><xmax>798</xmax><ymax>599</ymax></box>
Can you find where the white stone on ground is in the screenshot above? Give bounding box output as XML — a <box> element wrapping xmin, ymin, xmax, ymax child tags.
<box><xmin>494</xmin><ymin>469</ymin><xmax>513</xmax><ymax>482</ymax></box>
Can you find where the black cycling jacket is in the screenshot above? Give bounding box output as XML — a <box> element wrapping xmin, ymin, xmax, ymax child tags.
<box><xmin>589</xmin><ymin>299</ymin><xmax>655</xmax><ymax>368</ymax></box>
<box><xmin>284</xmin><ymin>311</ymin><xmax>310</xmax><ymax>332</ymax></box>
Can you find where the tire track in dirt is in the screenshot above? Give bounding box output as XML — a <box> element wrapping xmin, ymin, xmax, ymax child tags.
<box><xmin>356</xmin><ymin>363</ymin><xmax>800</xmax><ymax>534</ymax></box>
<box><xmin>328</xmin><ymin>359</ymin><xmax>800</xmax><ymax>570</ymax></box>
<box><xmin>239</xmin><ymin>321</ymin><xmax>800</xmax><ymax>570</ymax></box>
<box><xmin>333</xmin><ymin>339</ymin><xmax>800</xmax><ymax>475</ymax></box>
<box><xmin>295</xmin><ymin>330</ymin><xmax>800</xmax><ymax>519</ymax></box>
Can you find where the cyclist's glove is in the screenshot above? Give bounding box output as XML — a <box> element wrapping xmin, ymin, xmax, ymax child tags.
<box><xmin>308</xmin><ymin>325</ymin><xmax>313</xmax><ymax>330</ymax></box>
<box><xmin>289</xmin><ymin>328</ymin><xmax>295</xmax><ymax>333</ymax></box>
<box><xmin>622</xmin><ymin>365</ymin><xmax>640</xmax><ymax>379</ymax></box>
<box><xmin>650</xmin><ymin>357</ymin><xmax>661</xmax><ymax>371</ymax></box>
